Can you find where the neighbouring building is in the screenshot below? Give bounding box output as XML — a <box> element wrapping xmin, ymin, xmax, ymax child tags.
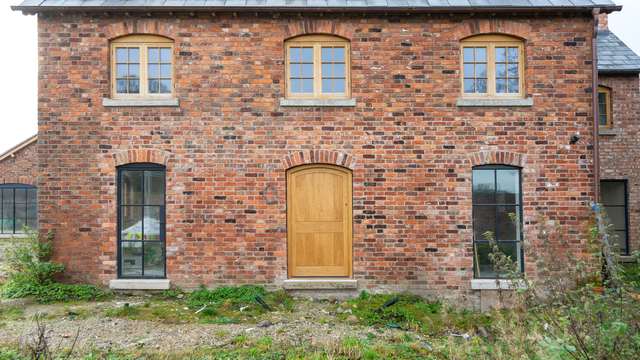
<box><xmin>9</xmin><ymin>0</ymin><xmax>631</xmax><ymax>308</ymax></box>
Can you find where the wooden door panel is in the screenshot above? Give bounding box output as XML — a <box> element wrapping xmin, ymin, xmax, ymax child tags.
<box><xmin>287</xmin><ymin>165</ymin><xmax>352</xmax><ymax>277</ymax></box>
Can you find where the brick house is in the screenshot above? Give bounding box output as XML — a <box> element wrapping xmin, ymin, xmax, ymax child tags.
<box><xmin>9</xmin><ymin>0</ymin><xmax>629</xmax><ymax>307</ymax></box>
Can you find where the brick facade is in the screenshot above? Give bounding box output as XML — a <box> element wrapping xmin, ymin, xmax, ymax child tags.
<box><xmin>36</xmin><ymin>12</ymin><xmax>598</xmax><ymax>305</ymax></box>
<box><xmin>0</xmin><ymin>137</ymin><xmax>38</xmax><ymax>186</ymax></box>
<box><xmin>598</xmin><ymin>74</ymin><xmax>640</xmax><ymax>254</ymax></box>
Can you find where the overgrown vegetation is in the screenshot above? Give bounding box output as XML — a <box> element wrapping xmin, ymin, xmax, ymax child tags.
<box><xmin>1</xmin><ymin>231</ymin><xmax>108</xmax><ymax>304</ymax></box>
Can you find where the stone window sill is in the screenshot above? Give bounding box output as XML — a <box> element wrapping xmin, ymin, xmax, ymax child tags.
<box><xmin>598</xmin><ymin>128</ymin><xmax>621</xmax><ymax>136</ymax></box>
<box><xmin>457</xmin><ymin>97</ymin><xmax>534</xmax><ymax>107</ymax></box>
<box><xmin>109</xmin><ymin>279</ymin><xmax>171</xmax><ymax>290</ymax></box>
<box><xmin>283</xmin><ymin>279</ymin><xmax>358</xmax><ymax>290</ymax></box>
<box><xmin>103</xmin><ymin>98</ymin><xmax>180</xmax><ymax>107</ymax></box>
<box><xmin>471</xmin><ymin>279</ymin><xmax>527</xmax><ymax>290</ymax></box>
<box><xmin>279</xmin><ymin>98</ymin><xmax>356</xmax><ymax>107</ymax></box>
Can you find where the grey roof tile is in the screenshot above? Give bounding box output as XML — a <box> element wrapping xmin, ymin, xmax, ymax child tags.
<box><xmin>597</xmin><ymin>30</ymin><xmax>640</xmax><ymax>73</ymax></box>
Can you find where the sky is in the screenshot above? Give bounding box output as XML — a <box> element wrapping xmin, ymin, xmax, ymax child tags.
<box><xmin>0</xmin><ymin>1</ymin><xmax>639</xmax><ymax>154</ymax></box>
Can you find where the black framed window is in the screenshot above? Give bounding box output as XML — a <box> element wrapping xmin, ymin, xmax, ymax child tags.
<box><xmin>472</xmin><ymin>165</ymin><xmax>524</xmax><ymax>278</ymax></box>
<box><xmin>600</xmin><ymin>180</ymin><xmax>629</xmax><ymax>255</ymax></box>
<box><xmin>0</xmin><ymin>184</ymin><xmax>37</xmax><ymax>234</ymax></box>
<box><xmin>117</xmin><ymin>163</ymin><xmax>166</xmax><ymax>279</ymax></box>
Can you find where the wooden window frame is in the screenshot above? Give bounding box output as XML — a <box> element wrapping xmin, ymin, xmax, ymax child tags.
<box><xmin>598</xmin><ymin>86</ymin><xmax>613</xmax><ymax>128</ymax></box>
<box><xmin>285</xmin><ymin>35</ymin><xmax>351</xmax><ymax>100</ymax></box>
<box><xmin>110</xmin><ymin>35</ymin><xmax>174</xmax><ymax>99</ymax></box>
<box><xmin>461</xmin><ymin>34</ymin><xmax>525</xmax><ymax>99</ymax></box>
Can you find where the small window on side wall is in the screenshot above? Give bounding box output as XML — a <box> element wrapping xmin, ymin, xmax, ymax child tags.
<box><xmin>0</xmin><ymin>184</ymin><xmax>37</xmax><ymax>234</ymax></box>
<box><xmin>598</xmin><ymin>86</ymin><xmax>613</xmax><ymax>128</ymax></box>
<box><xmin>600</xmin><ymin>180</ymin><xmax>628</xmax><ymax>255</ymax></box>
<box><xmin>461</xmin><ymin>35</ymin><xmax>525</xmax><ymax>98</ymax></box>
<box><xmin>111</xmin><ymin>35</ymin><xmax>174</xmax><ymax>99</ymax></box>
<box><xmin>472</xmin><ymin>165</ymin><xmax>524</xmax><ymax>278</ymax></box>
<box><xmin>285</xmin><ymin>35</ymin><xmax>351</xmax><ymax>99</ymax></box>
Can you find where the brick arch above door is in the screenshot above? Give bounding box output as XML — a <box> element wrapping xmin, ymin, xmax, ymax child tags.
<box><xmin>282</xmin><ymin>150</ymin><xmax>356</xmax><ymax>171</ymax></box>
<box><xmin>468</xmin><ymin>150</ymin><xmax>527</xmax><ymax>168</ymax></box>
<box><xmin>113</xmin><ymin>149</ymin><xmax>172</xmax><ymax>167</ymax></box>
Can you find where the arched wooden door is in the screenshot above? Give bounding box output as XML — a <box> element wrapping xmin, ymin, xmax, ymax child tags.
<box><xmin>287</xmin><ymin>164</ymin><xmax>353</xmax><ymax>277</ymax></box>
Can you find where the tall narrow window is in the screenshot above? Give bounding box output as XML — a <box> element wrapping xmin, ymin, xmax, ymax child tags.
<box><xmin>461</xmin><ymin>35</ymin><xmax>524</xmax><ymax>98</ymax></box>
<box><xmin>0</xmin><ymin>184</ymin><xmax>37</xmax><ymax>234</ymax></box>
<box><xmin>111</xmin><ymin>35</ymin><xmax>174</xmax><ymax>99</ymax></box>
<box><xmin>117</xmin><ymin>164</ymin><xmax>166</xmax><ymax>279</ymax></box>
<box><xmin>598</xmin><ymin>86</ymin><xmax>613</xmax><ymax>128</ymax></box>
<box><xmin>285</xmin><ymin>35</ymin><xmax>351</xmax><ymax>99</ymax></box>
<box><xmin>600</xmin><ymin>180</ymin><xmax>629</xmax><ymax>254</ymax></box>
<box><xmin>472</xmin><ymin>165</ymin><xmax>524</xmax><ymax>278</ymax></box>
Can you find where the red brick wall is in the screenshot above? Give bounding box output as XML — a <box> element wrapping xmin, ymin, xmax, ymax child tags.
<box><xmin>37</xmin><ymin>13</ymin><xmax>597</xmax><ymax>304</ymax></box>
<box><xmin>599</xmin><ymin>74</ymin><xmax>640</xmax><ymax>254</ymax></box>
<box><xmin>0</xmin><ymin>139</ymin><xmax>37</xmax><ymax>186</ymax></box>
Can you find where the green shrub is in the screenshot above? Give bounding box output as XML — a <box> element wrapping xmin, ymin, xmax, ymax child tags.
<box><xmin>1</xmin><ymin>231</ymin><xmax>108</xmax><ymax>303</ymax></box>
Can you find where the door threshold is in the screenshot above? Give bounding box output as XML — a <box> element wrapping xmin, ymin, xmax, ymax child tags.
<box><xmin>283</xmin><ymin>278</ymin><xmax>358</xmax><ymax>290</ymax></box>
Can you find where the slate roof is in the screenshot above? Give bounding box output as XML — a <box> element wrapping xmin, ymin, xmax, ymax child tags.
<box><xmin>598</xmin><ymin>30</ymin><xmax>640</xmax><ymax>74</ymax></box>
<box><xmin>13</xmin><ymin>0</ymin><xmax>621</xmax><ymax>13</ymax></box>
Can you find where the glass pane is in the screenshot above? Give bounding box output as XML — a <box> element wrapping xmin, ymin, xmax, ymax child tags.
<box><xmin>116</xmin><ymin>80</ymin><xmax>127</xmax><ymax>93</ymax></box>
<box><xmin>508</xmin><ymin>79</ymin><xmax>519</xmax><ymax>93</ymax></box>
<box><xmin>601</xmin><ymin>182</ymin><xmax>625</xmax><ymax>205</ymax></box>
<box><xmin>129</xmin><ymin>65</ymin><xmax>139</xmax><ymax>79</ymax></box>
<box><xmin>496</xmin><ymin>47</ymin><xmax>507</xmax><ymax>62</ymax></box>
<box><xmin>463</xmin><ymin>63</ymin><xmax>474</xmax><ymax>77</ymax></box>
<box><xmin>144</xmin><ymin>242</ymin><xmax>165</xmax><ymax>277</ymax></box>
<box><xmin>116</xmin><ymin>64</ymin><xmax>128</xmax><ymax>77</ymax></box>
<box><xmin>301</xmin><ymin>48</ymin><xmax>313</xmax><ymax>62</ymax></box>
<box><xmin>148</xmin><ymin>48</ymin><xmax>159</xmax><ymax>62</ymax></box>
<box><xmin>333</xmin><ymin>47</ymin><xmax>345</xmax><ymax>62</ymax></box>
<box><xmin>27</xmin><ymin>188</ymin><xmax>37</xmax><ymax>204</ymax></box>
<box><xmin>496</xmin><ymin>169</ymin><xmax>519</xmax><ymax>204</ymax></box>
<box><xmin>289</xmin><ymin>47</ymin><xmax>300</xmax><ymax>62</ymax></box>
<box><xmin>14</xmin><ymin>203</ymin><xmax>26</xmax><ymax>233</ymax></box>
<box><xmin>302</xmin><ymin>79</ymin><xmax>313</xmax><ymax>93</ymax></box>
<box><xmin>321</xmin><ymin>47</ymin><xmax>332</xmax><ymax>62</ymax></box>
<box><xmin>463</xmin><ymin>48</ymin><xmax>474</xmax><ymax>62</ymax></box>
<box><xmin>160</xmin><ymin>48</ymin><xmax>171</xmax><ymax>63</ymax></box>
<box><xmin>476</xmin><ymin>79</ymin><xmax>487</xmax><ymax>93</ymax></box>
<box><xmin>599</xmin><ymin>112</ymin><xmax>608</xmax><ymax>126</ymax></box>
<box><xmin>128</xmin><ymin>48</ymin><xmax>139</xmax><ymax>63</ymax></box>
<box><xmin>290</xmin><ymin>64</ymin><xmax>300</xmax><ymax>78</ymax></box>
<box><xmin>122</xmin><ymin>170</ymin><xmax>143</xmax><ymax>205</ymax></box>
<box><xmin>613</xmin><ymin>231</ymin><xmax>628</xmax><ymax>253</ymax></box>
<box><xmin>508</xmin><ymin>47</ymin><xmax>519</xmax><ymax>62</ymax></box>
<box><xmin>143</xmin><ymin>206</ymin><xmax>162</xmax><ymax>241</ymax></box>
<box><xmin>149</xmin><ymin>79</ymin><xmax>159</xmax><ymax>93</ymax></box>
<box><xmin>148</xmin><ymin>64</ymin><xmax>159</xmax><ymax>78</ymax></box>
<box><xmin>321</xmin><ymin>63</ymin><xmax>331</xmax><ymax>77</ymax></box>
<box><xmin>15</xmin><ymin>189</ymin><xmax>26</xmax><ymax>204</ymax></box>
<box><xmin>473</xmin><ymin>169</ymin><xmax>495</xmax><ymax>204</ymax></box>
<box><xmin>159</xmin><ymin>80</ymin><xmax>172</xmax><ymax>94</ymax></box>
<box><xmin>604</xmin><ymin>206</ymin><xmax>626</xmax><ymax>231</ymax></box>
<box><xmin>290</xmin><ymin>79</ymin><xmax>301</xmax><ymax>93</ymax></box>
<box><xmin>128</xmin><ymin>80</ymin><xmax>140</xmax><ymax>94</ymax></box>
<box><xmin>496</xmin><ymin>64</ymin><xmax>507</xmax><ymax>78</ymax></box>
<box><xmin>496</xmin><ymin>79</ymin><xmax>507</xmax><ymax>94</ymax></box>
<box><xmin>497</xmin><ymin>205</ymin><xmax>520</xmax><ymax>241</ymax></box>
<box><xmin>464</xmin><ymin>79</ymin><xmax>475</xmax><ymax>93</ymax></box>
<box><xmin>474</xmin><ymin>242</ymin><xmax>520</xmax><ymax>278</ymax></box>
<box><xmin>144</xmin><ymin>171</ymin><xmax>165</xmax><ymax>205</ymax></box>
<box><xmin>121</xmin><ymin>206</ymin><xmax>143</xmax><ymax>241</ymax></box>
<box><xmin>475</xmin><ymin>48</ymin><xmax>486</xmax><ymax>62</ymax></box>
<box><xmin>334</xmin><ymin>79</ymin><xmax>345</xmax><ymax>93</ymax></box>
<box><xmin>473</xmin><ymin>205</ymin><xmax>496</xmax><ymax>241</ymax></box>
<box><xmin>301</xmin><ymin>64</ymin><xmax>313</xmax><ymax>78</ymax></box>
<box><xmin>27</xmin><ymin>202</ymin><xmax>37</xmax><ymax>230</ymax></box>
<box><xmin>2</xmin><ymin>189</ymin><xmax>14</xmax><ymax>234</ymax></box>
<box><xmin>116</xmin><ymin>48</ymin><xmax>128</xmax><ymax>63</ymax></box>
<box><xmin>121</xmin><ymin>242</ymin><xmax>142</xmax><ymax>277</ymax></box>
<box><xmin>322</xmin><ymin>79</ymin><xmax>331</xmax><ymax>93</ymax></box>
<box><xmin>508</xmin><ymin>63</ymin><xmax>519</xmax><ymax>77</ymax></box>
<box><xmin>476</xmin><ymin>64</ymin><xmax>487</xmax><ymax>78</ymax></box>
<box><xmin>333</xmin><ymin>63</ymin><xmax>345</xmax><ymax>77</ymax></box>
<box><xmin>160</xmin><ymin>64</ymin><xmax>172</xmax><ymax>78</ymax></box>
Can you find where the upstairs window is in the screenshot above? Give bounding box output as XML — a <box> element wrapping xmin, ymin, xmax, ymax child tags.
<box><xmin>461</xmin><ymin>35</ymin><xmax>525</xmax><ymax>98</ymax></box>
<box><xmin>285</xmin><ymin>35</ymin><xmax>351</xmax><ymax>99</ymax></box>
<box><xmin>111</xmin><ymin>35</ymin><xmax>174</xmax><ymax>98</ymax></box>
<box><xmin>0</xmin><ymin>184</ymin><xmax>37</xmax><ymax>234</ymax></box>
<box><xmin>598</xmin><ymin>86</ymin><xmax>613</xmax><ymax>128</ymax></box>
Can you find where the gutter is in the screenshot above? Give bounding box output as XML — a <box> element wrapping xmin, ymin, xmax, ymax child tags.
<box><xmin>592</xmin><ymin>9</ymin><xmax>601</xmax><ymax>201</ymax></box>
<box><xmin>11</xmin><ymin>5</ymin><xmax>623</xmax><ymax>15</ymax></box>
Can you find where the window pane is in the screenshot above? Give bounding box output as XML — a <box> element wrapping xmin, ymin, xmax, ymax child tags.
<box><xmin>143</xmin><ymin>206</ymin><xmax>162</xmax><ymax>241</ymax></box>
<box><xmin>149</xmin><ymin>79</ymin><xmax>159</xmax><ymax>94</ymax></box>
<box><xmin>508</xmin><ymin>63</ymin><xmax>519</xmax><ymax>77</ymax></box>
<box><xmin>476</xmin><ymin>79</ymin><xmax>487</xmax><ymax>93</ymax></box>
<box><xmin>27</xmin><ymin>202</ymin><xmax>37</xmax><ymax>230</ymax></box>
<box><xmin>613</xmin><ymin>231</ymin><xmax>628</xmax><ymax>253</ymax></box>
<box><xmin>496</xmin><ymin>64</ymin><xmax>507</xmax><ymax>78</ymax></box>
<box><xmin>604</xmin><ymin>206</ymin><xmax>626</xmax><ymax>231</ymax></box>
<box><xmin>2</xmin><ymin>189</ymin><xmax>14</xmax><ymax>234</ymax></box>
<box><xmin>14</xmin><ymin>203</ymin><xmax>26</xmax><ymax>233</ymax></box>
<box><xmin>160</xmin><ymin>64</ymin><xmax>172</xmax><ymax>78</ymax></box>
<box><xmin>473</xmin><ymin>205</ymin><xmax>496</xmax><ymax>241</ymax></box>
<box><xmin>144</xmin><ymin>242</ymin><xmax>165</xmax><ymax>277</ymax></box>
<box><xmin>301</xmin><ymin>48</ymin><xmax>313</xmax><ymax>62</ymax></box>
<box><xmin>148</xmin><ymin>64</ymin><xmax>159</xmax><ymax>78</ymax></box>
<box><xmin>322</xmin><ymin>79</ymin><xmax>331</xmax><ymax>93</ymax></box>
<box><xmin>116</xmin><ymin>80</ymin><xmax>127</xmax><ymax>93</ymax></box>
<box><xmin>496</xmin><ymin>47</ymin><xmax>507</xmax><ymax>62</ymax></box>
<box><xmin>497</xmin><ymin>205</ymin><xmax>520</xmax><ymax>241</ymax></box>
<box><xmin>508</xmin><ymin>47</ymin><xmax>519</xmax><ymax>62</ymax></box>
<box><xmin>116</xmin><ymin>64</ymin><xmax>128</xmax><ymax>77</ymax></box>
<box><xmin>15</xmin><ymin>189</ymin><xmax>26</xmax><ymax>204</ymax></box>
<box><xmin>128</xmin><ymin>80</ymin><xmax>140</xmax><ymax>94</ymax></box>
<box><xmin>148</xmin><ymin>48</ymin><xmax>159</xmax><ymax>62</ymax></box>
<box><xmin>463</xmin><ymin>48</ymin><xmax>474</xmax><ymax>62</ymax></box>
<box><xmin>121</xmin><ymin>206</ymin><xmax>143</xmax><ymax>241</ymax></box>
<box><xmin>144</xmin><ymin>171</ymin><xmax>165</xmax><ymax>205</ymax></box>
<box><xmin>302</xmin><ymin>79</ymin><xmax>313</xmax><ymax>93</ymax></box>
<box><xmin>159</xmin><ymin>80</ymin><xmax>172</xmax><ymax>94</ymax></box>
<box><xmin>116</xmin><ymin>48</ymin><xmax>128</xmax><ymax>63</ymax></box>
<box><xmin>463</xmin><ymin>63</ymin><xmax>474</xmax><ymax>77</ymax></box>
<box><xmin>333</xmin><ymin>63</ymin><xmax>345</xmax><ymax>77</ymax></box>
<box><xmin>334</xmin><ymin>47</ymin><xmax>345</xmax><ymax>62</ymax></box>
<box><xmin>476</xmin><ymin>64</ymin><xmax>487</xmax><ymax>78</ymax></box>
<box><xmin>496</xmin><ymin>79</ymin><xmax>507</xmax><ymax>94</ymax></box>
<box><xmin>473</xmin><ymin>169</ymin><xmax>495</xmax><ymax>204</ymax></box>
<box><xmin>321</xmin><ymin>47</ymin><xmax>332</xmax><ymax>62</ymax></box>
<box><xmin>290</xmin><ymin>79</ymin><xmax>302</xmax><ymax>93</ymax></box>
<box><xmin>289</xmin><ymin>47</ymin><xmax>300</xmax><ymax>62</ymax></box>
<box><xmin>333</xmin><ymin>78</ymin><xmax>345</xmax><ymax>93</ymax></box>
<box><xmin>122</xmin><ymin>171</ymin><xmax>143</xmax><ymax>205</ymax></box>
<box><xmin>475</xmin><ymin>48</ymin><xmax>486</xmax><ymax>62</ymax></box>
<box><xmin>128</xmin><ymin>48</ymin><xmax>139</xmax><ymax>63</ymax></box>
<box><xmin>290</xmin><ymin>64</ymin><xmax>300</xmax><ymax>78</ymax></box>
<box><xmin>301</xmin><ymin>64</ymin><xmax>313</xmax><ymax>78</ymax></box>
<box><xmin>321</xmin><ymin>64</ymin><xmax>331</xmax><ymax>77</ymax></box>
<box><xmin>129</xmin><ymin>65</ymin><xmax>139</xmax><ymax>79</ymax></box>
<box><xmin>496</xmin><ymin>169</ymin><xmax>520</xmax><ymax>204</ymax></box>
<box><xmin>601</xmin><ymin>182</ymin><xmax>625</xmax><ymax>205</ymax></box>
<box><xmin>121</xmin><ymin>242</ymin><xmax>143</xmax><ymax>277</ymax></box>
<box><xmin>508</xmin><ymin>79</ymin><xmax>519</xmax><ymax>93</ymax></box>
<box><xmin>160</xmin><ymin>48</ymin><xmax>171</xmax><ymax>63</ymax></box>
<box><xmin>474</xmin><ymin>242</ymin><xmax>520</xmax><ymax>278</ymax></box>
<box><xmin>464</xmin><ymin>79</ymin><xmax>475</xmax><ymax>93</ymax></box>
